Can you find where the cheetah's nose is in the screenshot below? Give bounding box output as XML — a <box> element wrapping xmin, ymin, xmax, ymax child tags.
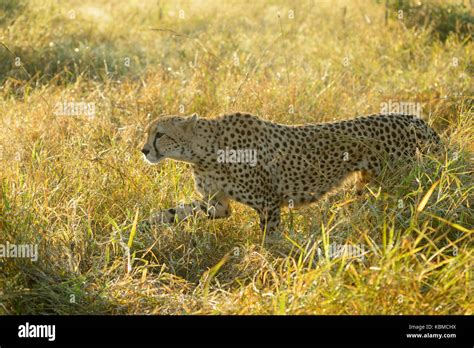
<box><xmin>141</xmin><ymin>148</ymin><xmax>150</xmax><ymax>156</ymax></box>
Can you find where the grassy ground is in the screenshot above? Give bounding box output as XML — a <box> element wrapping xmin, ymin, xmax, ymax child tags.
<box><xmin>0</xmin><ymin>0</ymin><xmax>473</xmax><ymax>314</ymax></box>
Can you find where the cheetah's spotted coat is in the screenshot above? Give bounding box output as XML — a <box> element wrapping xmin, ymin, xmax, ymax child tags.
<box><xmin>141</xmin><ymin>113</ymin><xmax>442</xmax><ymax>235</ymax></box>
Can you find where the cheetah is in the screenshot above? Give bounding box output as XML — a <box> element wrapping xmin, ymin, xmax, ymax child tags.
<box><xmin>140</xmin><ymin>112</ymin><xmax>442</xmax><ymax>236</ymax></box>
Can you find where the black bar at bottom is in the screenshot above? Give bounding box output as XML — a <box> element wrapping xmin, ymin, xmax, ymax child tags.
<box><xmin>0</xmin><ymin>315</ymin><xmax>471</xmax><ymax>347</ymax></box>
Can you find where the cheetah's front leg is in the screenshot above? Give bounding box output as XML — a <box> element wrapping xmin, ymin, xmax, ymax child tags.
<box><xmin>258</xmin><ymin>204</ymin><xmax>281</xmax><ymax>236</ymax></box>
<box><xmin>148</xmin><ymin>198</ymin><xmax>231</xmax><ymax>225</ymax></box>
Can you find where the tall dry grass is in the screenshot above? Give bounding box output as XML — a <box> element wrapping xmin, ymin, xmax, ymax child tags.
<box><xmin>0</xmin><ymin>0</ymin><xmax>472</xmax><ymax>314</ymax></box>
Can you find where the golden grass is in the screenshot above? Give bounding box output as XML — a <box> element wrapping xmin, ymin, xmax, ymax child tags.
<box><xmin>0</xmin><ymin>0</ymin><xmax>473</xmax><ymax>314</ymax></box>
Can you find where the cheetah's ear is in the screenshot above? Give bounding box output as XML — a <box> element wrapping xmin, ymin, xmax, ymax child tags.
<box><xmin>189</xmin><ymin>113</ymin><xmax>199</xmax><ymax>122</ymax></box>
<box><xmin>175</xmin><ymin>113</ymin><xmax>199</xmax><ymax>132</ymax></box>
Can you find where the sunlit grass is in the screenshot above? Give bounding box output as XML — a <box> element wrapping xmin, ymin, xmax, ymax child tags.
<box><xmin>0</xmin><ymin>0</ymin><xmax>473</xmax><ymax>314</ymax></box>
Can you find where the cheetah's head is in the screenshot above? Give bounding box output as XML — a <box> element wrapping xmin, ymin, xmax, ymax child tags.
<box><xmin>141</xmin><ymin>113</ymin><xmax>200</xmax><ymax>164</ymax></box>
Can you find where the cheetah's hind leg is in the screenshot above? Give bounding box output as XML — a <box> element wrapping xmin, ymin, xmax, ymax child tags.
<box><xmin>355</xmin><ymin>170</ymin><xmax>373</xmax><ymax>196</ymax></box>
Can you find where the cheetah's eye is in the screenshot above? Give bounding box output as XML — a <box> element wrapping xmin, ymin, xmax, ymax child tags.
<box><xmin>155</xmin><ymin>132</ymin><xmax>164</xmax><ymax>139</ymax></box>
